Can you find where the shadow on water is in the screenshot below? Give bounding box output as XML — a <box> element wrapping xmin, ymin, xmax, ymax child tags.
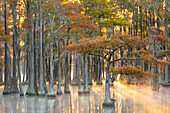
<box><xmin>0</xmin><ymin>84</ymin><xmax>169</xmax><ymax>113</ymax></box>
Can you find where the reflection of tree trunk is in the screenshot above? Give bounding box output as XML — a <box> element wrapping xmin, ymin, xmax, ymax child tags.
<box><xmin>48</xmin><ymin>99</ymin><xmax>55</xmax><ymax>113</ymax></box>
<box><xmin>38</xmin><ymin>98</ymin><xmax>47</xmax><ymax>113</ymax></box>
<box><xmin>79</xmin><ymin>96</ymin><xmax>82</xmax><ymax>112</ymax></box>
<box><xmin>3</xmin><ymin>96</ymin><xmax>12</xmax><ymax>112</ymax></box>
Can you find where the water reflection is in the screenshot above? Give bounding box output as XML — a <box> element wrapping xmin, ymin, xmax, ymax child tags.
<box><xmin>0</xmin><ymin>84</ymin><xmax>169</xmax><ymax>113</ymax></box>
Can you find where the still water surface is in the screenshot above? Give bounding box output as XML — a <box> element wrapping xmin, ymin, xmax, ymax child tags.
<box><xmin>0</xmin><ymin>83</ymin><xmax>169</xmax><ymax>113</ymax></box>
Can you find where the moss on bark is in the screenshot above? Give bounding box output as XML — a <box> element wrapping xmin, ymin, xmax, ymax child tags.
<box><xmin>37</xmin><ymin>90</ymin><xmax>46</xmax><ymax>96</ymax></box>
<box><xmin>3</xmin><ymin>86</ymin><xmax>10</xmax><ymax>95</ymax></box>
<box><xmin>57</xmin><ymin>89</ymin><xmax>63</xmax><ymax>94</ymax></box>
<box><xmin>102</xmin><ymin>98</ymin><xmax>114</xmax><ymax>106</ymax></box>
<box><xmin>26</xmin><ymin>87</ymin><xmax>36</xmax><ymax>95</ymax></box>
<box><xmin>64</xmin><ymin>89</ymin><xmax>70</xmax><ymax>93</ymax></box>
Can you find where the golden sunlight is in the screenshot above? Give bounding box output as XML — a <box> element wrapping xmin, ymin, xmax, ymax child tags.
<box><xmin>68</xmin><ymin>0</ymin><xmax>80</xmax><ymax>3</ymax></box>
<box><xmin>114</xmin><ymin>81</ymin><xmax>126</xmax><ymax>88</ymax></box>
<box><xmin>0</xmin><ymin>85</ymin><xmax>5</xmax><ymax>89</ymax></box>
<box><xmin>114</xmin><ymin>74</ymin><xmax>126</xmax><ymax>88</ymax></box>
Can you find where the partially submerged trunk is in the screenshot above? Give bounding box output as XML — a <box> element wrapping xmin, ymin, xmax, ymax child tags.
<box><xmin>47</xmin><ymin>16</ymin><xmax>55</xmax><ymax>97</ymax></box>
<box><xmin>3</xmin><ymin>0</ymin><xmax>10</xmax><ymax>94</ymax></box>
<box><xmin>10</xmin><ymin>0</ymin><xmax>19</xmax><ymax>93</ymax></box>
<box><xmin>71</xmin><ymin>53</ymin><xmax>78</xmax><ymax>85</ymax></box>
<box><xmin>102</xmin><ymin>61</ymin><xmax>113</xmax><ymax>106</ymax></box>
<box><xmin>64</xmin><ymin>28</ymin><xmax>71</xmax><ymax>93</ymax></box>
<box><xmin>26</xmin><ymin>1</ymin><xmax>35</xmax><ymax>95</ymax></box>
<box><xmin>38</xmin><ymin>0</ymin><xmax>45</xmax><ymax>96</ymax></box>
<box><xmin>83</xmin><ymin>53</ymin><xmax>89</xmax><ymax>93</ymax></box>
<box><xmin>77</xmin><ymin>54</ymin><xmax>83</xmax><ymax>94</ymax></box>
<box><xmin>57</xmin><ymin>40</ymin><xmax>63</xmax><ymax>94</ymax></box>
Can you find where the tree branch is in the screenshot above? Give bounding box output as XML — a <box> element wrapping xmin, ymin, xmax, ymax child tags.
<box><xmin>110</xmin><ymin>57</ymin><xmax>139</xmax><ymax>63</ymax></box>
<box><xmin>54</xmin><ymin>21</ymin><xmax>68</xmax><ymax>34</ymax></box>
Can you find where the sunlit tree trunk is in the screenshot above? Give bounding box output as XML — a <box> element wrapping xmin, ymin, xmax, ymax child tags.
<box><xmin>17</xmin><ymin>37</ymin><xmax>24</xmax><ymax>96</ymax></box>
<box><xmin>10</xmin><ymin>0</ymin><xmax>19</xmax><ymax>93</ymax></box>
<box><xmin>71</xmin><ymin>53</ymin><xmax>77</xmax><ymax>85</ymax></box>
<box><xmin>71</xmin><ymin>32</ymin><xmax>78</xmax><ymax>85</ymax></box>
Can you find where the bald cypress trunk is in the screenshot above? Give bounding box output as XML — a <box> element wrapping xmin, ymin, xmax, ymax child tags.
<box><xmin>38</xmin><ymin>0</ymin><xmax>45</xmax><ymax>96</ymax></box>
<box><xmin>164</xmin><ymin>0</ymin><xmax>169</xmax><ymax>85</ymax></box>
<box><xmin>0</xmin><ymin>47</ymin><xmax>2</xmax><ymax>84</ymax></box>
<box><xmin>64</xmin><ymin>27</ymin><xmax>71</xmax><ymax>93</ymax></box>
<box><xmin>71</xmin><ymin>33</ymin><xmax>78</xmax><ymax>85</ymax></box>
<box><xmin>47</xmin><ymin>15</ymin><xmax>55</xmax><ymax>97</ymax></box>
<box><xmin>3</xmin><ymin>0</ymin><xmax>10</xmax><ymax>94</ymax></box>
<box><xmin>83</xmin><ymin>53</ymin><xmax>89</xmax><ymax>93</ymax></box>
<box><xmin>71</xmin><ymin>53</ymin><xmax>77</xmax><ymax>85</ymax></box>
<box><xmin>26</xmin><ymin>0</ymin><xmax>35</xmax><ymax>95</ymax></box>
<box><xmin>34</xmin><ymin>9</ymin><xmax>38</xmax><ymax>93</ymax></box>
<box><xmin>78</xmin><ymin>53</ymin><xmax>83</xmax><ymax>93</ymax></box>
<box><xmin>102</xmin><ymin>61</ymin><xmax>113</xmax><ymax>106</ymax></box>
<box><xmin>57</xmin><ymin>39</ymin><xmax>63</xmax><ymax>94</ymax></box>
<box><xmin>10</xmin><ymin>0</ymin><xmax>19</xmax><ymax>93</ymax></box>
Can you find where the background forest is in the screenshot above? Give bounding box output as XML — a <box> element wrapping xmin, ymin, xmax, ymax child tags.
<box><xmin>0</xmin><ymin>0</ymin><xmax>169</xmax><ymax>106</ymax></box>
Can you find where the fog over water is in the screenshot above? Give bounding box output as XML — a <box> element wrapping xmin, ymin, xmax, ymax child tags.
<box><xmin>0</xmin><ymin>82</ymin><xmax>169</xmax><ymax>113</ymax></box>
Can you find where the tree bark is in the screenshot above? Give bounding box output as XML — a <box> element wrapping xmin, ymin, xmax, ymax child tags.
<box><xmin>10</xmin><ymin>0</ymin><xmax>19</xmax><ymax>93</ymax></box>
<box><xmin>26</xmin><ymin>0</ymin><xmax>35</xmax><ymax>95</ymax></box>
<box><xmin>77</xmin><ymin>54</ymin><xmax>83</xmax><ymax>93</ymax></box>
<box><xmin>38</xmin><ymin>0</ymin><xmax>45</xmax><ymax>95</ymax></box>
<box><xmin>102</xmin><ymin>61</ymin><xmax>113</xmax><ymax>106</ymax></box>
<box><xmin>47</xmin><ymin>15</ymin><xmax>55</xmax><ymax>97</ymax></box>
<box><xmin>64</xmin><ymin>27</ymin><xmax>71</xmax><ymax>93</ymax></box>
<box><xmin>3</xmin><ymin>0</ymin><xmax>10</xmax><ymax>94</ymax></box>
<box><xmin>57</xmin><ymin>39</ymin><xmax>63</xmax><ymax>94</ymax></box>
<box><xmin>164</xmin><ymin>0</ymin><xmax>169</xmax><ymax>85</ymax></box>
<box><xmin>83</xmin><ymin>53</ymin><xmax>89</xmax><ymax>93</ymax></box>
